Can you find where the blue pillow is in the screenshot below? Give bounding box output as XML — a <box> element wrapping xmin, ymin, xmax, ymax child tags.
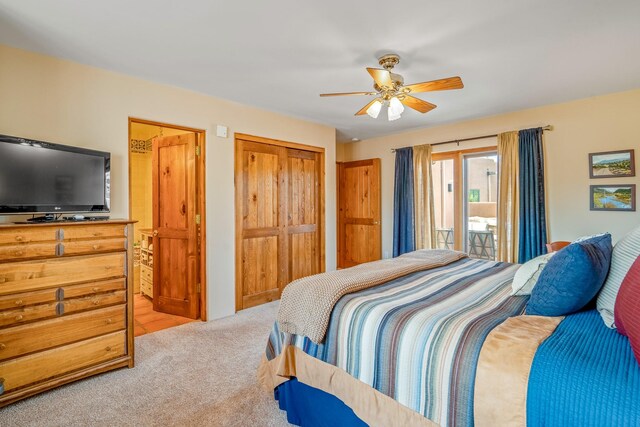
<box><xmin>527</xmin><ymin>234</ymin><xmax>612</xmax><ymax>316</ymax></box>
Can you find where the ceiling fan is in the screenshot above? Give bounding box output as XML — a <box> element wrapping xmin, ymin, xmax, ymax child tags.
<box><xmin>320</xmin><ymin>54</ymin><xmax>463</xmax><ymax>121</ymax></box>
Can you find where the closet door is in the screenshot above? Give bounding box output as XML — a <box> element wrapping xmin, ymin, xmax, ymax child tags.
<box><xmin>235</xmin><ymin>136</ymin><xmax>324</xmax><ymax>311</ymax></box>
<box><xmin>235</xmin><ymin>140</ymin><xmax>286</xmax><ymax>310</ymax></box>
<box><xmin>287</xmin><ymin>149</ymin><xmax>321</xmax><ymax>282</ymax></box>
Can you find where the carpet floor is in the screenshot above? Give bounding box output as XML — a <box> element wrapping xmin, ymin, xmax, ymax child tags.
<box><xmin>0</xmin><ymin>302</ymin><xmax>291</xmax><ymax>427</ymax></box>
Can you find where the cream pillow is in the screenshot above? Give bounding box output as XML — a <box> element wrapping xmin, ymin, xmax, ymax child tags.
<box><xmin>511</xmin><ymin>252</ymin><xmax>556</xmax><ymax>296</ymax></box>
<box><xmin>597</xmin><ymin>226</ymin><xmax>640</xmax><ymax>328</ymax></box>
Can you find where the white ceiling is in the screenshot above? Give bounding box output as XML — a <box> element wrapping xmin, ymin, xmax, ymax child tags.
<box><xmin>1</xmin><ymin>1</ymin><xmax>639</xmax><ymax>141</ymax></box>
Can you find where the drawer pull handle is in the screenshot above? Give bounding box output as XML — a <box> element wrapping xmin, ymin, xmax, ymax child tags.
<box><xmin>92</xmin><ymin>299</ymin><xmax>101</xmax><ymax>305</ymax></box>
<box><xmin>15</xmin><ymin>300</ymin><xmax>23</xmax><ymax>305</ymax></box>
<box><xmin>13</xmin><ymin>250</ymin><xmax>24</xmax><ymax>256</ymax></box>
<box><xmin>105</xmin><ymin>346</ymin><xmax>112</xmax><ymax>352</ymax></box>
<box><xmin>0</xmin><ymin>343</ymin><xmax>5</xmax><ymax>350</ymax></box>
<box><xmin>92</xmin><ymin>287</ymin><xmax>100</xmax><ymax>293</ymax></box>
<box><xmin>93</xmin><ymin>245</ymin><xmax>100</xmax><ymax>250</ymax></box>
<box><xmin>15</xmin><ymin>315</ymin><xmax>23</xmax><ymax>321</ymax></box>
<box><xmin>105</xmin><ymin>318</ymin><xmax>113</xmax><ymax>324</ymax></box>
<box><xmin>15</xmin><ymin>236</ymin><xmax>23</xmax><ymax>242</ymax></box>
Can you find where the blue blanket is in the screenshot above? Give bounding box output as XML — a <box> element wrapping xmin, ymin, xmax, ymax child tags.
<box><xmin>528</xmin><ymin>310</ymin><xmax>640</xmax><ymax>426</ymax></box>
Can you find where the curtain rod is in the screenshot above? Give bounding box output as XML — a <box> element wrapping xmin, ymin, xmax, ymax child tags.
<box><xmin>390</xmin><ymin>125</ymin><xmax>553</xmax><ymax>152</ymax></box>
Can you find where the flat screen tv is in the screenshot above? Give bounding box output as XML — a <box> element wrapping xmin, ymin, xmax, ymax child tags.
<box><xmin>0</xmin><ymin>134</ymin><xmax>110</xmax><ymax>215</ymax></box>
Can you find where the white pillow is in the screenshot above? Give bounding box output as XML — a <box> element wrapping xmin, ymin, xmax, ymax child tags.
<box><xmin>597</xmin><ymin>226</ymin><xmax>640</xmax><ymax>328</ymax></box>
<box><xmin>511</xmin><ymin>252</ymin><xmax>556</xmax><ymax>296</ymax></box>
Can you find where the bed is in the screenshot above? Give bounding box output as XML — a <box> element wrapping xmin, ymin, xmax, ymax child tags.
<box><xmin>258</xmin><ymin>250</ymin><xmax>640</xmax><ymax>426</ymax></box>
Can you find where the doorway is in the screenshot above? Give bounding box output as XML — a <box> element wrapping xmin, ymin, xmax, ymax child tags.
<box><xmin>234</xmin><ymin>134</ymin><xmax>325</xmax><ymax>311</ymax></box>
<box><xmin>128</xmin><ymin>118</ymin><xmax>207</xmax><ymax>336</ymax></box>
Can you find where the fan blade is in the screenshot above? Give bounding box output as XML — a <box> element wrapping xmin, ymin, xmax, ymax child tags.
<box><xmin>319</xmin><ymin>91</ymin><xmax>376</xmax><ymax>97</ymax></box>
<box><xmin>404</xmin><ymin>76</ymin><xmax>463</xmax><ymax>93</ymax></box>
<box><xmin>355</xmin><ymin>99</ymin><xmax>379</xmax><ymax>116</ymax></box>
<box><xmin>401</xmin><ymin>96</ymin><xmax>437</xmax><ymax>113</ymax></box>
<box><xmin>367</xmin><ymin>68</ymin><xmax>394</xmax><ymax>89</ymax></box>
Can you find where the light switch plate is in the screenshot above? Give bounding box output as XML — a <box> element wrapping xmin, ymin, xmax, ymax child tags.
<box><xmin>216</xmin><ymin>125</ymin><xmax>228</xmax><ymax>138</ymax></box>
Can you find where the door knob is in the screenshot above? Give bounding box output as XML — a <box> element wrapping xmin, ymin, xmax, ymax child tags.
<box><xmin>153</xmin><ymin>230</ymin><xmax>158</xmax><ymax>237</ymax></box>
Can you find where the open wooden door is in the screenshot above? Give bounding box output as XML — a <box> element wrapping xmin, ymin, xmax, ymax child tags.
<box><xmin>337</xmin><ymin>159</ymin><xmax>382</xmax><ymax>268</ymax></box>
<box><xmin>152</xmin><ymin>133</ymin><xmax>200</xmax><ymax>319</ymax></box>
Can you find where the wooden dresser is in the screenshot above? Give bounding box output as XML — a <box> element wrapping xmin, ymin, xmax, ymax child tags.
<box><xmin>0</xmin><ymin>220</ymin><xmax>134</xmax><ymax>407</ymax></box>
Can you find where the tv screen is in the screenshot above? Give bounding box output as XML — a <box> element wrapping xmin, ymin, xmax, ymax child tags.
<box><xmin>0</xmin><ymin>134</ymin><xmax>110</xmax><ymax>214</ymax></box>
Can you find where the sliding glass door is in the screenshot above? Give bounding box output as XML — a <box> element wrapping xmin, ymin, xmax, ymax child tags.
<box><xmin>432</xmin><ymin>147</ymin><xmax>498</xmax><ymax>260</ymax></box>
<box><xmin>433</xmin><ymin>158</ymin><xmax>455</xmax><ymax>250</ymax></box>
<box><xmin>463</xmin><ymin>152</ymin><xmax>498</xmax><ymax>260</ymax></box>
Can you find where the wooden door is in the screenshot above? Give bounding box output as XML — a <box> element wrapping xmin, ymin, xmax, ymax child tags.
<box><xmin>287</xmin><ymin>149</ymin><xmax>321</xmax><ymax>282</ymax></box>
<box><xmin>337</xmin><ymin>159</ymin><xmax>382</xmax><ymax>268</ymax></box>
<box><xmin>235</xmin><ymin>137</ymin><xmax>323</xmax><ymax>311</ymax></box>
<box><xmin>236</xmin><ymin>140</ymin><xmax>285</xmax><ymax>310</ymax></box>
<box><xmin>152</xmin><ymin>133</ymin><xmax>199</xmax><ymax>319</ymax></box>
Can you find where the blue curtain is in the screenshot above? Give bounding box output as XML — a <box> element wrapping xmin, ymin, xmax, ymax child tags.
<box><xmin>518</xmin><ymin>128</ymin><xmax>547</xmax><ymax>263</ymax></box>
<box><xmin>393</xmin><ymin>147</ymin><xmax>415</xmax><ymax>257</ymax></box>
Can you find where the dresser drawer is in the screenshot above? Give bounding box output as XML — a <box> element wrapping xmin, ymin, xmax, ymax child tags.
<box><xmin>0</xmin><ymin>253</ymin><xmax>126</xmax><ymax>295</ymax></box>
<box><xmin>60</xmin><ymin>224</ymin><xmax>126</xmax><ymax>241</ymax></box>
<box><xmin>0</xmin><ymin>228</ymin><xmax>58</xmax><ymax>246</ymax></box>
<box><xmin>140</xmin><ymin>280</ymin><xmax>153</xmax><ymax>298</ymax></box>
<box><xmin>0</xmin><ymin>302</ymin><xmax>59</xmax><ymax>328</ymax></box>
<box><xmin>140</xmin><ymin>265</ymin><xmax>153</xmax><ymax>283</ymax></box>
<box><xmin>0</xmin><ymin>331</ymin><xmax>126</xmax><ymax>393</ymax></box>
<box><xmin>0</xmin><ymin>288</ymin><xmax>58</xmax><ymax>311</ymax></box>
<box><xmin>0</xmin><ymin>242</ymin><xmax>58</xmax><ymax>261</ymax></box>
<box><xmin>0</xmin><ymin>305</ymin><xmax>125</xmax><ymax>361</ymax></box>
<box><xmin>58</xmin><ymin>238</ymin><xmax>127</xmax><ymax>257</ymax></box>
<box><xmin>61</xmin><ymin>290</ymin><xmax>126</xmax><ymax>315</ymax></box>
<box><xmin>59</xmin><ymin>278</ymin><xmax>126</xmax><ymax>299</ymax></box>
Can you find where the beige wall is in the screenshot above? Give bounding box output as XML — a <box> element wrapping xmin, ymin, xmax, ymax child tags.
<box><xmin>0</xmin><ymin>44</ymin><xmax>337</xmax><ymax>319</ymax></box>
<box><xmin>336</xmin><ymin>141</ymin><xmax>347</xmax><ymax>162</ymax></box>
<box><xmin>343</xmin><ymin>89</ymin><xmax>640</xmax><ymax>258</ymax></box>
<box><xmin>129</xmin><ymin>151</ymin><xmax>152</xmax><ymax>242</ymax></box>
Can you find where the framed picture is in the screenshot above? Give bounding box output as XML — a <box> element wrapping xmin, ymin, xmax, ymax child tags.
<box><xmin>590</xmin><ymin>184</ymin><xmax>636</xmax><ymax>211</ymax></box>
<box><xmin>589</xmin><ymin>149</ymin><xmax>635</xmax><ymax>178</ymax></box>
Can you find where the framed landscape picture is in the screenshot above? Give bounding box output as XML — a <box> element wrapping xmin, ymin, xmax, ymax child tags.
<box><xmin>590</xmin><ymin>184</ymin><xmax>636</xmax><ymax>211</ymax></box>
<box><xmin>589</xmin><ymin>149</ymin><xmax>635</xmax><ymax>178</ymax></box>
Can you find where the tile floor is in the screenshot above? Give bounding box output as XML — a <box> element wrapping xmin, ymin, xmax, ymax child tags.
<box><xmin>133</xmin><ymin>294</ymin><xmax>197</xmax><ymax>337</ymax></box>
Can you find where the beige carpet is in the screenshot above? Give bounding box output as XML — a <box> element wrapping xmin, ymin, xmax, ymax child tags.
<box><xmin>0</xmin><ymin>302</ymin><xmax>291</xmax><ymax>427</ymax></box>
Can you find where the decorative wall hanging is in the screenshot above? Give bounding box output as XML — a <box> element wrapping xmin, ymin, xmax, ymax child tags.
<box><xmin>589</xmin><ymin>149</ymin><xmax>635</xmax><ymax>178</ymax></box>
<box><xmin>590</xmin><ymin>184</ymin><xmax>636</xmax><ymax>211</ymax></box>
<box><xmin>130</xmin><ymin>139</ymin><xmax>153</xmax><ymax>153</ymax></box>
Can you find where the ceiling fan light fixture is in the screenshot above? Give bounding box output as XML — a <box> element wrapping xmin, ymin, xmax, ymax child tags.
<box><xmin>366</xmin><ymin>99</ymin><xmax>382</xmax><ymax>118</ymax></box>
<box><xmin>388</xmin><ymin>109</ymin><xmax>402</xmax><ymax>121</ymax></box>
<box><xmin>388</xmin><ymin>96</ymin><xmax>404</xmax><ymax>116</ymax></box>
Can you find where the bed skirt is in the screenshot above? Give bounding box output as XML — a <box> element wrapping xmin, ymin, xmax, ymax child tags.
<box><xmin>258</xmin><ymin>345</ymin><xmax>437</xmax><ymax>427</ymax></box>
<box><xmin>275</xmin><ymin>378</ymin><xmax>367</xmax><ymax>426</ymax></box>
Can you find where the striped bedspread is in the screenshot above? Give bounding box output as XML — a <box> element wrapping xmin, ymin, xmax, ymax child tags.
<box><xmin>266</xmin><ymin>257</ymin><xmax>528</xmax><ymax>426</ymax></box>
